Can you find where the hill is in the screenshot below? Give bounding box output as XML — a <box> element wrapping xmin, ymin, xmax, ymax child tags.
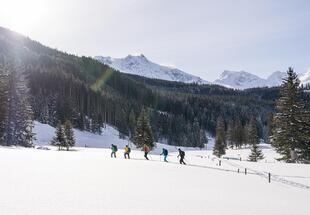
<box><xmin>0</xmin><ymin>26</ymin><xmax>285</xmax><ymax>147</ymax></box>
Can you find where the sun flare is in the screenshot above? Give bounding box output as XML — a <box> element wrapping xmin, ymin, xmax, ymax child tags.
<box><xmin>0</xmin><ymin>0</ymin><xmax>52</xmax><ymax>33</ymax></box>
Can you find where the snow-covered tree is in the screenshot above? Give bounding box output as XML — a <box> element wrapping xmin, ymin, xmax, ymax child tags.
<box><xmin>51</xmin><ymin>122</ymin><xmax>66</xmax><ymax>150</ymax></box>
<box><xmin>0</xmin><ymin>66</ymin><xmax>35</xmax><ymax>147</ymax></box>
<box><xmin>133</xmin><ymin>108</ymin><xmax>154</xmax><ymax>149</ymax></box>
<box><xmin>271</xmin><ymin>68</ymin><xmax>310</xmax><ymax>163</ymax></box>
<box><xmin>213</xmin><ymin>117</ymin><xmax>226</xmax><ymax>157</ymax></box>
<box><xmin>0</xmin><ymin>68</ymin><xmax>8</xmax><ymax>145</ymax></box>
<box><xmin>64</xmin><ymin>120</ymin><xmax>75</xmax><ymax>151</ymax></box>
<box><xmin>247</xmin><ymin>117</ymin><xmax>264</xmax><ymax>162</ymax></box>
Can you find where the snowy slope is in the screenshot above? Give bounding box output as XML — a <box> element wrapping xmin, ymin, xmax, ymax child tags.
<box><xmin>95</xmin><ymin>55</ymin><xmax>209</xmax><ymax>84</ymax></box>
<box><xmin>1</xmin><ymin>121</ymin><xmax>309</xmax><ymax>215</ymax></box>
<box><xmin>0</xmin><ymin>144</ymin><xmax>310</xmax><ymax>215</ymax></box>
<box><xmin>300</xmin><ymin>70</ymin><xmax>310</xmax><ymax>85</ymax></box>
<box><xmin>33</xmin><ymin>121</ymin><xmax>199</xmax><ymax>154</ymax></box>
<box><xmin>33</xmin><ymin>121</ymin><xmax>129</xmax><ymax>149</ymax></box>
<box><xmin>214</xmin><ymin>70</ymin><xmax>287</xmax><ymax>89</ymax></box>
<box><xmin>266</xmin><ymin>71</ymin><xmax>287</xmax><ymax>86</ymax></box>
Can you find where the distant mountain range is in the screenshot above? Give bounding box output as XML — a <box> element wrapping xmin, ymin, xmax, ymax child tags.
<box><xmin>213</xmin><ymin>70</ymin><xmax>287</xmax><ymax>89</ymax></box>
<box><xmin>95</xmin><ymin>55</ymin><xmax>310</xmax><ymax>89</ymax></box>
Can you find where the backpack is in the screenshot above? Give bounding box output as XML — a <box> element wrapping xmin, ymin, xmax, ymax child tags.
<box><xmin>144</xmin><ymin>145</ymin><xmax>150</xmax><ymax>152</ymax></box>
<box><xmin>180</xmin><ymin>150</ymin><xmax>185</xmax><ymax>157</ymax></box>
<box><xmin>115</xmin><ymin>145</ymin><xmax>118</xmax><ymax>152</ymax></box>
<box><xmin>128</xmin><ymin>147</ymin><xmax>131</xmax><ymax>153</ymax></box>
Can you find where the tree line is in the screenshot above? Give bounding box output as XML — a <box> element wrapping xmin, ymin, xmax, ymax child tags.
<box><xmin>212</xmin><ymin>68</ymin><xmax>310</xmax><ymax>163</ymax></box>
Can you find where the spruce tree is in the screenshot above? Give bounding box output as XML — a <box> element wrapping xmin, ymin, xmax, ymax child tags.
<box><xmin>51</xmin><ymin>123</ymin><xmax>66</xmax><ymax>150</ymax></box>
<box><xmin>1</xmin><ymin>67</ymin><xmax>35</xmax><ymax>147</ymax></box>
<box><xmin>64</xmin><ymin>120</ymin><xmax>75</xmax><ymax>151</ymax></box>
<box><xmin>234</xmin><ymin>119</ymin><xmax>245</xmax><ymax>148</ymax></box>
<box><xmin>226</xmin><ymin>120</ymin><xmax>235</xmax><ymax>148</ymax></box>
<box><xmin>192</xmin><ymin>118</ymin><xmax>201</xmax><ymax>148</ymax></box>
<box><xmin>247</xmin><ymin>117</ymin><xmax>264</xmax><ymax>161</ymax></box>
<box><xmin>267</xmin><ymin>114</ymin><xmax>274</xmax><ymax>144</ymax></box>
<box><xmin>199</xmin><ymin>129</ymin><xmax>208</xmax><ymax>148</ymax></box>
<box><xmin>271</xmin><ymin>68</ymin><xmax>310</xmax><ymax>162</ymax></box>
<box><xmin>213</xmin><ymin>117</ymin><xmax>226</xmax><ymax>157</ymax></box>
<box><xmin>128</xmin><ymin>109</ymin><xmax>136</xmax><ymax>140</ymax></box>
<box><xmin>133</xmin><ymin>108</ymin><xmax>154</xmax><ymax>149</ymax></box>
<box><xmin>0</xmin><ymin>69</ymin><xmax>8</xmax><ymax>145</ymax></box>
<box><xmin>90</xmin><ymin>114</ymin><xmax>102</xmax><ymax>134</ymax></box>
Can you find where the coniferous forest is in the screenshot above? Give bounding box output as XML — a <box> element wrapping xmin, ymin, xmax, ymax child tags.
<box><xmin>0</xmin><ymin>27</ymin><xmax>309</xmax><ymax>162</ymax></box>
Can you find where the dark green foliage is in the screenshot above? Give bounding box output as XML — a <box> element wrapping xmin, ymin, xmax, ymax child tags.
<box><xmin>0</xmin><ymin>68</ymin><xmax>8</xmax><ymax>145</ymax></box>
<box><xmin>271</xmin><ymin>68</ymin><xmax>310</xmax><ymax>163</ymax></box>
<box><xmin>64</xmin><ymin>120</ymin><xmax>75</xmax><ymax>151</ymax></box>
<box><xmin>227</xmin><ymin>119</ymin><xmax>245</xmax><ymax>148</ymax></box>
<box><xmin>128</xmin><ymin>109</ymin><xmax>136</xmax><ymax>139</ymax></box>
<box><xmin>247</xmin><ymin>117</ymin><xmax>264</xmax><ymax>161</ymax></box>
<box><xmin>0</xmin><ymin>65</ymin><xmax>35</xmax><ymax>147</ymax></box>
<box><xmin>133</xmin><ymin>108</ymin><xmax>155</xmax><ymax>149</ymax></box>
<box><xmin>200</xmin><ymin>129</ymin><xmax>208</xmax><ymax>148</ymax></box>
<box><xmin>213</xmin><ymin>117</ymin><xmax>226</xmax><ymax>157</ymax></box>
<box><xmin>2</xmin><ymin>27</ymin><xmax>310</xmax><ymax>149</ymax></box>
<box><xmin>51</xmin><ymin>123</ymin><xmax>66</xmax><ymax>150</ymax></box>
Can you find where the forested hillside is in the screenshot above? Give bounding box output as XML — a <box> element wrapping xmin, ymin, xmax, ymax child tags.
<box><xmin>1</xmin><ymin>26</ymin><xmax>304</xmax><ymax>147</ymax></box>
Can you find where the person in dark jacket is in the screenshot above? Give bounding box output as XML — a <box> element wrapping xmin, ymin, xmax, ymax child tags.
<box><xmin>111</xmin><ymin>144</ymin><xmax>117</xmax><ymax>158</ymax></box>
<box><xmin>160</xmin><ymin>148</ymin><xmax>168</xmax><ymax>162</ymax></box>
<box><xmin>177</xmin><ymin>148</ymin><xmax>186</xmax><ymax>165</ymax></box>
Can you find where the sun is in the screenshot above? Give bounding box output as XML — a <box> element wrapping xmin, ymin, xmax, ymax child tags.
<box><xmin>0</xmin><ymin>0</ymin><xmax>52</xmax><ymax>34</ymax></box>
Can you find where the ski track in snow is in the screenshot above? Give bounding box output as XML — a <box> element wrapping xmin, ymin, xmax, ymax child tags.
<box><xmin>220</xmin><ymin>158</ymin><xmax>310</xmax><ymax>190</ymax></box>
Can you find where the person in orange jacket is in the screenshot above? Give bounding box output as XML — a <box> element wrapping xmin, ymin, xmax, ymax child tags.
<box><xmin>143</xmin><ymin>144</ymin><xmax>150</xmax><ymax>160</ymax></box>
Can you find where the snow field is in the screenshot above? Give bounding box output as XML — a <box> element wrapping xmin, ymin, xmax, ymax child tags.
<box><xmin>0</xmin><ymin>147</ymin><xmax>309</xmax><ymax>215</ymax></box>
<box><xmin>0</xmin><ymin>121</ymin><xmax>308</xmax><ymax>215</ymax></box>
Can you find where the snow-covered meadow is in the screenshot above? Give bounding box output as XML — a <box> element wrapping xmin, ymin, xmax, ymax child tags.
<box><xmin>0</xmin><ymin>122</ymin><xmax>309</xmax><ymax>215</ymax></box>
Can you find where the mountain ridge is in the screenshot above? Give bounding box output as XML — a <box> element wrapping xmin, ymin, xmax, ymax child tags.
<box><xmin>95</xmin><ymin>55</ymin><xmax>309</xmax><ymax>89</ymax></box>
<box><xmin>95</xmin><ymin>55</ymin><xmax>209</xmax><ymax>85</ymax></box>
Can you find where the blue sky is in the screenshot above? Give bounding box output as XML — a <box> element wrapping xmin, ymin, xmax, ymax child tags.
<box><xmin>0</xmin><ymin>0</ymin><xmax>309</xmax><ymax>80</ymax></box>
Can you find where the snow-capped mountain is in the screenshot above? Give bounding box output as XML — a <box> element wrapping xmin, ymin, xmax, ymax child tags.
<box><xmin>300</xmin><ymin>70</ymin><xmax>310</xmax><ymax>85</ymax></box>
<box><xmin>214</xmin><ymin>70</ymin><xmax>287</xmax><ymax>89</ymax></box>
<box><xmin>95</xmin><ymin>54</ymin><xmax>308</xmax><ymax>89</ymax></box>
<box><xmin>95</xmin><ymin>55</ymin><xmax>209</xmax><ymax>84</ymax></box>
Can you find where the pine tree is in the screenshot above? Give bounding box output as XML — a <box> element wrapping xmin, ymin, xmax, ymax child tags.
<box><xmin>51</xmin><ymin>123</ymin><xmax>66</xmax><ymax>150</ymax></box>
<box><xmin>267</xmin><ymin>114</ymin><xmax>274</xmax><ymax>144</ymax></box>
<box><xmin>90</xmin><ymin>114</ymin><xmax>102</xmax><ymax>134</ymax></box>
<box><xmin>1</xmin><ymin>66</ymin><xmax>35</xmax><ymax>147</ymax></box>
<box><xmin>199</xmin><ymin>129</ymin><xmax>208</xmax><ymax>148</ymax></box>
<box><xmin>0</xmin><ymin>69</ymin><xmax>8</xmax><ymax>145</ymax></box>
<box><xmin>192</xmin><ymin>118</ymin><xmax>201</xmax><ymax>148</ymax></box>
<box><xmin>213</xmin><ymin>117</ymin><xmax>226</xmax><ymax>157</ymax></box>
<box><xmin>64</xmin><ymin>120</ymin><xmax>75</xmax><ymax>151</ymax></box>
<box><xmin>133</xmin><ymin>108</ymin><xmax>155</xmax><ymax>149</ymax></box>
<box><xmin>226</xmin><ymin>120</ymin><xmax>235</xmax><ymax>148</ymax></box>
<box><xmin>247</xmin><ymin>117</ymin><xmax>264</xmax><ymax>161</ymax></box>
<box><xmin>271</xmin><ymin>68</ymin><xmax>310</xmax><ymax>162</ymax></box>
<box><xmin>128</xmin><ymin>109</ymin><xmax>136</xmax><ymax>140</ymax></box>
<box><xmin>234</xmin><ymin>119</ymin><xmax>245</xmax><ymax>148</ymax></box>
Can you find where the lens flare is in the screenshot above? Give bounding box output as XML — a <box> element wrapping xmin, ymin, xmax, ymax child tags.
<box><xmin>90</xmin><ymin>67</ymin><xmax>114</xmax><ymax>91</ymax></box>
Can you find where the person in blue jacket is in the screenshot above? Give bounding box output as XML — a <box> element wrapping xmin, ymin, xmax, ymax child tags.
<box><xmin>160</xmin><ymin>148</ymin><xmax>169</xmax><ymax>162</ymax></box>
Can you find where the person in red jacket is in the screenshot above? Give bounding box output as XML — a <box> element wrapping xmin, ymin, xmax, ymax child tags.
<box><xmin>143</xmin><ymin>144</ymin><xmax>150</xmax><ymax>160</ymax></box>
